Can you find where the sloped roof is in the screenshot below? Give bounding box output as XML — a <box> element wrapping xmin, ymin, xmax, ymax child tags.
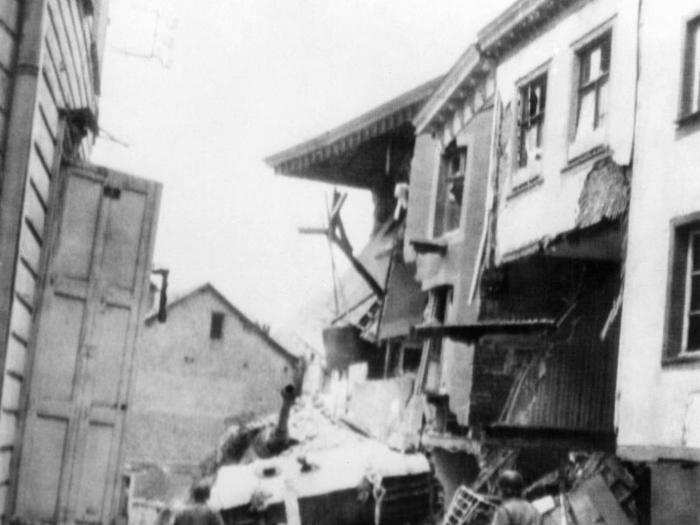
<box><xmin>145</xmin><ymin>282</ymin><xmax>299</xmax><ymax>364</ymax></box>
<box><xmin>264</xmin><ymin>76</ymin><xmax>444</xmax><ymax>186</ymax></box>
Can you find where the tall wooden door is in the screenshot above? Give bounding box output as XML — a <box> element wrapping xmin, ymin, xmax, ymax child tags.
<box><xmin>15</xmin><ymin>163</ymin><xmax>161</xmax><ymax>523</ymax></box>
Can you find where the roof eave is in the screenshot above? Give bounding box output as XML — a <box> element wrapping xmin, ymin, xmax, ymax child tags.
<box><xmin>477</xmin><ymin>0</ymin><xmax>580</xmax><ymax>59</ymax></box>
<box><xmin>264</xmin><ymin>76</ymin><xmax>444</xmax><ymax>175</ymax></box>
<box><xmin>412</xmin><ymin>45</ymin><xmax>484</xmax><ymax>135</ymax></box>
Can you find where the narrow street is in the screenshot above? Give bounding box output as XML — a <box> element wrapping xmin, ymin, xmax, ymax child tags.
<box><xmin>0</xmin><ymin>1</ymin><xmax>696</xmax><ymax>523</ymax></box>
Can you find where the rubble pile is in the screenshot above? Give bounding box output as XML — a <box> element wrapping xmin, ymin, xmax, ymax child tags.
<box><xmin>442</xmin><ymin>451</ymin><xmax>643</xmax><ymax>525</ymax></box>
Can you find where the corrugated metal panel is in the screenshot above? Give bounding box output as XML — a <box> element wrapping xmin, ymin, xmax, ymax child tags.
<box><xmin>495</xmin><ymin>268</ymin><xmax>620</xmax><ymax>434</ymax></box>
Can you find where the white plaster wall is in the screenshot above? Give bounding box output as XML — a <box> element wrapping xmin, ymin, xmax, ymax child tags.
<box><xmin>126</xmin><ymin>289</ymin><xmax>295</xmax><ymax>464</ymax></box>
<box><xmin>494</xmin><ymin>0</ymin><xmax>637</xmax><ymax>259</ymax></box>
<box><xmin>616</xmin><ymin>0</ymin><xmax>700</xmax><ymax>462</ymax></box>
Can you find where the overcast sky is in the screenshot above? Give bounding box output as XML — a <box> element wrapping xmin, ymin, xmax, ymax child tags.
<box><xmin>92</xmin><ymin>0</ymin><xmax>511</xmax><ymax>338</ymax></box>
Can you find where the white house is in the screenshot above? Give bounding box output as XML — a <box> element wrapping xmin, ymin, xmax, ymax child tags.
<box><xmin>616</xmin><ymin>0</ymin><xmax>700</xmax><ymax>521</ymax></box>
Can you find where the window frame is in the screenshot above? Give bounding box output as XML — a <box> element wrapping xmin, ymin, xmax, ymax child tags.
<box><xmin>210</xmin><ymin>311</ymin><xmax>225</xmax><ymax>340</ymax></box>
<box><xmin>663</xmin><ymin>213</ymin><xmax>700</xmax><ymax>365</ymax></box>
<box><xmin>517</xmin><ymin>72</ymin><xmax>548</xmax><ymax>169</ymax></box>
<box><xmin>433</xmin><ymin>141</ymin><xmax>468</xmax><ymax>238</ymax></box>
<box><xmin>567</xmin><ymin>20</ymin><xmax>614</xmax><ymax>162</ymax></box>
<box><xmin>510</xmin><ymin>61</ymin><xmax>550</xmax><ymax>194</ymax></box>
<box><xmin>570</xmin><ymin>31</ymin><xmax>612</xmax><ymax>148</ymax></box>
<box><xmin>678</xmin><ymin>14</ymin><xmax>700</xmax><ymax>124</ymax></box>
<box><xmin>681</xmin><ymin>229</ymin><xmax>700</xmax><ymax>353</ymax></box>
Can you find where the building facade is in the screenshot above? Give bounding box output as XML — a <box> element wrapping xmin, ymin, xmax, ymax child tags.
<box><xmin>617</xmin><ymin>0</ymin><xmax>700</xmax><ymax>521</ymax></box>
<box><xmin>0</xmin><ymin>0</ymin><xmax>119</xmax><ymax>520</ymax></box>
<box><xmin>126</xmin><ymin>283</ymin><xmax>299</xmax><ymax>467</ymax></box>
<box><xmin>398</xmin><ymin>0</ymin><xmax>638</xmax><ymax>505</ymax></box>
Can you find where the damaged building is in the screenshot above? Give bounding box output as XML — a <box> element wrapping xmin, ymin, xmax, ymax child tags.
<box><xmin>265</xmin><ymin>78</ymin><xmax>438</xmax><ymax>386</ymax></box>
<box><xmin>403</xmin><ymin>0</ymin><xmax>641</xmax><ymax>518</ymax></box>
<box><xmin>264</xmin><ymin>0</ymin><xmax>700</xmax><ymax>522</ymax></box>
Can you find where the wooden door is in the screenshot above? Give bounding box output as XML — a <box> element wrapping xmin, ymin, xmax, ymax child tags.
<box><xmin>15</xmin><ymin>163</ymin><xmax>161</xmax><ymax>523</ymax></box>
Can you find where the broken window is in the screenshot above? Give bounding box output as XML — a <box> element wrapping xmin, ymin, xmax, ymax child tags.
<box><xmin>210</xmin><ymin>311</ymin><xmax>224</xmax><ymax>340</ymax></box>
<box><xmin>665</xmin><ymin>221</ymin><xmax>700</xmax><ymax>361</ymax></box>
<box><xmin>434</xmin><ymin>141</ymin><xmax>467</xmax><ymax>237</ymax></box>
<box><xmin>518</xmin><ymin>73</ymin><xmax>547</xmax><ymax>168</ymax></box>
<box><xmin>680</xmin><ymin>16</ymin><xmax>700</xmax><ymax>119</ymax></box>
<box><xmin>573</xmin><ymin>33</ymin><xmax>611</xmax><ymax>144</ymax></box>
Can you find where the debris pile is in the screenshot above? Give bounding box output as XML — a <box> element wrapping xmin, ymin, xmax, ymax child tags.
<box><xmin>442</xmin><ymin>451</ymin><xmax>642</xmax><ymax>525</ymax></box>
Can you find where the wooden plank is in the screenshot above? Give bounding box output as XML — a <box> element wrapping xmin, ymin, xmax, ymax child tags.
<box><xmin>0</xmin><ymin>68</ymin><xmax>11</xmax><ymax>113</ymax></box>
<box><xmin>0</xmin><ymin>0</ymin><xmax>19</xmax><ymax>35</ymax></box>
<box><xmin>37</xmin><ymin>83</ymin><xmax>59</xmax><ymax>141</ymax></box>
<box><xmin>0</xmin><ymin>449</ymin><xmax>11</xmax><ymax>482</ymax></box>
<box><xmin>8</xmin><ymin>297</ymin><xmax>32</xmax><ymax>343</ymax></box>
<box><xmin>78</xmin><ymin>1</ymin><xmax>97</xmax><ymax>101</ymax></box>
<box><xmin>18</xmin><ymin>223</ymin><xmax>42</xmax><ymax>276</ymax></box>
<box><xmin>4</xmin><ymin>336</ymin><xmax>26</xmax><ymax>379</ymax></box>
<box><xmin>0</xmin><ymin>484</ymin><xmax>7</xmax><ymax>519</ymax></box>
<box><xmin>33</xmin><ymin>112</ymin><xmax>56</xmax><ymax>177</ymax></box>
<box><xmin>45</xmin><ymin>6</ymin><xmax>81</xmax><ymax>108</ymax></box>
<box><xmin>1</xmin><ymin>374</ymin><xmax>21</xmax><ymax>411</ymax></box>
<box><xmin>23</xmin><ymin>178</ymin><xmax>47</xmax><ymax>240</ymax></box>
<box><xmin>0</xmin><ymin>23</ymin><xmax>15</xmax><ymax>73</ymax></box>
<box><xmin>0</xmin><ymin>411</ymin><xmax>17</xmax><ymax>448</ymax></box>
<box><xmin>49</xmin><ymin>0</ymin><xmax>87</xmax><ymax>107</ymax></box>
<box><xmin>66</xmin><ymin>0</ymin><xmax>94</xmax><ymax>106</ymax></box>
<box><xmin>13</xmin><ymin>260</ymin><xmax>36</xmax><ymax>310</ymax></box>
<box><xmin>27</xmin><ymin>149</ymin><xmax>52</xmax><ymax>207</ymax></box>
<box><xmin>42</xmin><ymin>59</ymin><xmax>67</xmax><ymax>110</ymax></box>
<box><xmin>59</xmin><ymin>0</ymin><xmax>91</xmax><ymax>104</ymax></box>
<box><xmin>0</xmin><ymin>109</ymin><xmax>7</xmax><ymax>152</ymax></box>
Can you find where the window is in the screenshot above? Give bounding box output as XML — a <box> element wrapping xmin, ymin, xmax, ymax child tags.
<box><xmin>518</xmin><ymin>73</ymin><xmax>547</xmax><ymax>168</ymax></box>
<box><xmin>434</xmin><ymin>141</ymin><xmax>467</xmax><ymax>237</ymax></box>
<box><xmin>684</xmin><ymin>232</ymin><xmax>700</xmax><ymax>352</ymax></box>
<box><xmin>573</xmin><ymin>33</ymin><xmax>611</xmax><ymax>146</ymax></box>
<box><xmin>680</xmin><ymin>16</ymin><xmax>700</xmax><ymax>120</ymax></box>
<box><xmin>665</xmin><ymin>219</ymin><xmax>700</xmax><ymax>361</ymax></box>
<box><xmin>431</xmin><ymin>285</ymin><xmax>453</xmax><ymax>324</ymax></box>
<box><xmin>210</xmin><ymin>311</ymin><xmax>224</xmax><ymax>339</ymax></box>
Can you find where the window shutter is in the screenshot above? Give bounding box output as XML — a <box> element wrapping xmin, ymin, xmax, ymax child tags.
<box><xmin>404</xmin><ymin>134</ymin><xmax>441</xmax><ymax>262</ymax></box>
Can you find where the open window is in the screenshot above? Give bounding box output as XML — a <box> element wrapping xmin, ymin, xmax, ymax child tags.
<box><xmin>434</xmin><ymin>141</ymin><xmax>467</xmax><ymax>238</ymax></box>
<box><xmin>679</xmin><ymin>15</ymin><xmax>700</xmax><ymax>124</ymax></box>
<box><xmin>664</xmin><ymin>216</ymin><xmax>700</xmax><ymax>362</ymax></box>
<box><xmin>570</xmin><ymin>31</ymin><xmax>611</xmax><ymax>159</ymax></box>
